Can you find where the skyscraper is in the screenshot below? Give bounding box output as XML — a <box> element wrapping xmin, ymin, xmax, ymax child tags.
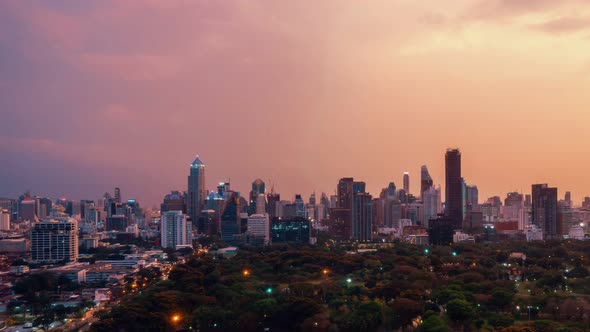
<box><xmin>422</xmin><ymin>186</ymin><xmax>441</xmax><ymax>228</ymax></box>
<box><xmin>403</xmin><ymin>172</ymin><xmax>410</xmax><ymax>195</ymax></box>
<box><xmin>188</xmin><ymin>156</ymin><xmax>206</xmax><ymax>223</ymax></box>
<box><xmin>445</xmin><ymin>148</ymin><xmax>463</xmax><ymax>229</ymax></box>
<box><xmin>532</xmin><ymin>184</ymin><xmax>558</xmax><ymax>240</ymax></box>
<box><xmin>353</xmin><ymin>192</ymin><xmax>373</xmax><ymax>242</ymax></box>
<box><xmin>160</xmin><ymin>210</ymin><xmax>192</xmax><ymax>249</ymax></box>
<box><xmin>114</xmin><ymin>187</ymin><xmax>121</xmax><ymax>204</ymax></box>
<box><xmin>249</xmin><ymin>179</ymin><xmax>266</xmax><ymax>215</ymax></box>
<box><xmin>337</xmin><ymin>178</ymin><xmax>354</xmax><ymax>209</ymax></box>
<box><xmin>420</xmin><ymin>166</ymin><xmax>433</xmax><ymax>198</ymax></box>
<box><xmin>465</xmin><ymin>185</ymin><xmax>479</xmax><ymax>212</ymax></box>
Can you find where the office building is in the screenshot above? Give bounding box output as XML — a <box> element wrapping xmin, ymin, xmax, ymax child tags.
<box><xmin>32</xmin><ymin>218</ymin><xmax>78</xmax><ymax>263</ymax></box>
<box><xmin>160</xmin><ymin>211</ymin><xmax>192</xmax><ymax>249</ymax></box>
<box><xmin>445</xmin><ymin>148</ymin><xmax>463</xmax><ymax>229</ymax></box>
<box><xmin>188</xmin><ymin>156</ymin><xmax>206</xmax><ymax>223</ymax></box>
<box><xmin>247</xmin><ymin>214</ymin><xmax>270</xmax><ymax>244</ymax></box>
<box><xmin>532</xmin><ymin>184</ymin><xmax>558</xmax><ymax>240</ymax></box>
<box><xmin>353</xmin><ymin>192</ymin><xmax>373</xmax><ymax>242</ymax></box>
<box><xmin>114</xmin><ymin>187</ymin><xmax>121</xmax><ymax>204</ymax></box>
<box><xmin>465</xmin><ymin>185</ymin><xmax>479</xmax><ymax>212</ymax></box>
<box><xmin>422</xmin><ymin>186</ymin><xmax>441</xmax><ymax>228</ymax></box>
<box><xmin>106</xmin><ymin>215</ymin><xmax>128</xmax><ymax>231</ymax></box>
<box><xmin>221</xmin><ymin>192</ymin><xmax>241</xmax><ymax>243</ymax></box>
<box><xmin>19</xmin><ymin>199</ymin><xmax>37</xmax><ymax>221</ymax></box>
<box><xmin>403</xmin><ymin>172</ymin><xmax>410</xmax><ymax>195</ymax></box>
<box><xmin>271</xmin><ymin>217</ymin><xmax>310</xmax><ymax>244</ymax></box>
<box><xmin>161</xmin><ymin>191</ymin><xmax>187</xmax><ymax>213</ymax></box>
<box><xmin>420</xmin><ymin>166</ymin><xmax>433</xmax><ymax>198</ymax></box>
<box><xmin>248</xmin><ymin>179</ymin><xmax>266</xmax><ymax>215</ymax></box>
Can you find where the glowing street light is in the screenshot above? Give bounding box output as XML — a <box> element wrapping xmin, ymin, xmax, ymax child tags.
<box><xmin>346</xmin><ymin>278</ymin><xmax>352</xmax><ymax>284</ymax></box>
<box><xmin>266</xmin><ymin>287</ymin><xmax>273</xmax><ymax>294</ymax></box>
<box><xmin>322</xmin><ymin>269</ymin><xmax>329</xmax><ymax>276</ymax></box>
<box><xmin>242</xmin><ymin>269</ymin><xmax>251</xmax><ymax>277</ymax></box>
<box><xmin>172</xmin><ymin>314</ymin><xmax>181</xmax><ymax>323</ymax></box>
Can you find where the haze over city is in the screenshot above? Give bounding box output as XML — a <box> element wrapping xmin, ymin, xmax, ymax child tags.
<box><xmin>1</xmin><ymin>1</ymin><xmax>590</xmax><ymax>205</ymax></box>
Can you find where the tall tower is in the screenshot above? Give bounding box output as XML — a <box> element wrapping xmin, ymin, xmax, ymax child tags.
<box><xmin>114</xmin><ymin>187</ymin><xmax>121</xmax><ymax>204</ymax></box>
<box><xmin>403</xmin><ymin>172</ymin><xmax>410</xmax><ymax>195</ymax></box>
<box><xmin>532</xmin><ymin>184</ymin><xmax>558</xmax><ymax>239</ymax></box>
<box><xmin>249</xmin><ymin>179</ymin><xmax>266</xmax><ymax>215</ymax></box>
<box><xmin>188</xmin><ymin>156</ymin><xmax>206</xmax><ymax>223</ymax></box>
<box><xmin>420</xmin><ymin>166</ymin><xmax>433</xmax><ymax>198</ymax></box>
<box><xmin>337</xmin><ymin>178</ymin><xmax>354</xmax><ymax>210</ymax></box>
<box><xmin>445</xmin><ymin>149</ymin><xmax>463</xmax><ymax>229</ymax></box>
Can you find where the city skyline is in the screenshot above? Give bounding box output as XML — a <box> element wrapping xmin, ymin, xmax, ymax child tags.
<box><xmin>0</xmin><ymin>149</ymin><xmax>583</xmax><ymax>210</ymax></box>
<box><xmin>2</xmin><ymin>1</ymin><xmax>590</xmax><ymax>206</ymax></box>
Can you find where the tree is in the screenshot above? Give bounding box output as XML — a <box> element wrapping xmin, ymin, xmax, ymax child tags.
<box><xmin>446</xmin><ymin>299</ymin><xmax>474</xmax><ymax>324</ymax></box>
<box><xmin>420</xmin><ymin>315</ymin><xmax>451</xmax><ymax>332</ymax></box>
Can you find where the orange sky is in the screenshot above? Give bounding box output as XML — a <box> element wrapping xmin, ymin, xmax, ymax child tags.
<box><xmin>0</xmin><ymin>1</ymin><xmax>589</xmax><ymax>206</ymax></box>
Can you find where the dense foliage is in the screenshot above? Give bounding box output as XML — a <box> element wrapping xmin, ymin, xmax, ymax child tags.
<box><xmin>91</xmin><ymin>240</ymin><xmax>590</xmax><ymax>331</ymax></box>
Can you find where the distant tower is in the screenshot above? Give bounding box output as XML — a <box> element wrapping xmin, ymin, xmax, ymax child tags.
<box><xmin>532</xmin><ymin>184</ymin><xmax>558</xmax><ymax>239</ymax></box>
<box><xmin>188</xmin><ymin>156</ymin><xmax>206</xmax><ymax>223</ymax></box>
<box><xmin>249</xmin><ymin>179</ymin><xmax>266</xmax><ymax>215</ymax></box>
<box><xmin>420</xmin><ymin>166</ymin><xmax>433</xmax><ymax>198</ymax></box>
<box><xmin>403</xmin><ymin>172</ymin><xmax>410</xmax><ymax>195</ymax></box>
<box><xmin>445</xmin><ymin>149</ymin><xmax>463</xmax><ymax>229</ymax></box>
<box><xmin>114</xmin><ymin>187</ymin><xmax>121</xmax><ymax>204</ymax></box>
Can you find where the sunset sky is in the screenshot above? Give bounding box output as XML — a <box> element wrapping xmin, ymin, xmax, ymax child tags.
<box><xmin>1</xmin><ymin>0</ymin><xmax>589</xmax><ymax>207</ymax></box>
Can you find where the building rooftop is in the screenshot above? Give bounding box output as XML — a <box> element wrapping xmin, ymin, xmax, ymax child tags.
<box><xmin>190</xmin><ymin>155</ymin><xmax>205</xmax><ymax>167</ymax></box>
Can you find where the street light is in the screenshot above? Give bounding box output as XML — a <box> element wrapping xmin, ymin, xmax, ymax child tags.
<box><xmin>346</xmin><ymin>278</ymin><xmax>352</xmax><ymax>284</ymax></box>
<box><xmin>172</xmin><ymin>314</ymin><xmax>181</xmax><ymax>323</ymax></box>
<box><xmin>266</xmin><ymin>287</ymin><xmax>273</xmax><ymax>295</ymax></box>
<box><xmin>322</xmin><ymin>269</ymin><xmax>329</xmax><ymax>276</ymax></box>
<box><xmin>242</xmin><ymin>269</ymin><xmax>251</xmax><ymax>277</ymax></box>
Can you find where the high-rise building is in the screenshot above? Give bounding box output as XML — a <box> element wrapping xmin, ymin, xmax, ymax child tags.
<box><xmin>248</xmin><ymin>179</ymin><xmax>266</xmax><ymax>215</ymax></box>
<box><xmin>352</xmin><ymin>192</ymin><xmax>372</xmax><ymax>242</ymax></box>
<box><xmin>256</xmin><ymin>194</ymin><xmax>266</xmax><ymax>215</ymax></box>
<box><xmin>465</xmin><ymin>185</ymin><xmax>479</xmax><ymax>212</ymax></box>
<box><xmin>106</xmin><ymin>215</ymin><xmax>128</xmax><ymax>231</ymax></box>
<box><xmin>504</xmin><ymin>192</ymin><xmax>526</xmax><ymax>230</ymax></box>
<box><xmin>188</xmin><ymin>156</ymin><xmax>206</xmax><ymax>223</ymax></box>
<box><xmin>114</xmin><ymin>187</ymin><xmax>121</xmax><ymax>204</ymax></box>
<box><xmin>247</xmin><ymin>214</ymin><xmax>270</xmax><ymax>244</ymax></box>
<box><xmin>160</xmin><ymin>211</ymin><xmax>192</xmax><ymax>249</ymax></box>
<box><xmin>532</xmin><ymin>184</ymin><xmax>558</xmax><ymax>240</ymax></box>
<box><xmin>583</xmin><ymin>197</ymin><xmax>590</xmax><ymax>209</ymax></box>
<box><xmin>337</xmin><ymin>178</ymin><xmax>354</xmax><ymax>209</ymax></box>
<box><xmin>19</xmin><ymin>199</ymin><xmax>36</xmax><ymax>221</ymax></box>
<box><xmin>294</xmin><ymin>195</ymin><xmax>307</xmax><ymax>218</ymax></box>
<box><xmin>403</xmin><ymin>172</ymin><xmax>410</xmax><ymax>195</ymax></box>
<box><xmin>0</xmin><ymin>209</ymin><xmax>10</xmax><ymax>231</ymax></box>
<box><xmin>31</xmin><ymin>218</ymin><xmax>78</xmax><ymax>263</ymax></box>
<box><xmin>161</xmin><ymin>191</ymin><xmax>187</xmax><ymax>213</ymax></box>
<box><xmin>420</xmin><ymin>166</ymin><xmax>433</xmax><ymax>198</ymax></box>
<box><xmin>221</xmin><ymin>192</ymin><xmax>240</xmax><ymax>243</ymax></box>
<box><xmin>422</xmin><ymin>186</ymin><xmax>441</xmax><ymax>228</ymax></box>
<box><xmin>267</xmin><ymin>192</ymin><xmax>280</xmax><ymax>218</ymax></box>
<box><xmin>445</xmin><ymin>148</ymin><xmax>463</xmax><ymax>229</ymax></box>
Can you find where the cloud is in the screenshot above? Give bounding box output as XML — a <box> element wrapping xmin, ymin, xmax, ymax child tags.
<box><xmin>532</xmin><ymin>15</ymin><xmax>590</xmax><ymax>35</ymax></box>
<box><xmin>463</xmin><ymin>0</ymin><xmax>577</xmax><ymax>21</ymax></box>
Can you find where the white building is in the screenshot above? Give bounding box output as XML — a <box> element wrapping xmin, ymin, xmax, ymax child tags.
<box><xmin>525</xmin><ymin>224</ymin><xmax>544</xmax><ymax>242</ymax></box>
<box><xmin>160</xmin><ymin>211</ymin><xmax>192</xmax><ymax>249</ymax></box>
<box><xmin>569</xmin><ymin>225</ymin><xmax>585</xmax><ymax>241</ymax></box>
<box><xmin>32</xmin><ymin>218</ymin><xmax>79</xmax><ymax>263</ymax></box>
<box><xmin>247</xmin><ymin>214</ymin><xmax>270</xmax><ymax>244</ymax></box>
<box><xmin>422</xmin><ymin>186</ymin><xmax>441</xmax><ymax>228</ymax></box>
<box><xmin>0</xmin><ymin>209</ymin><xmax>10</xmax><ymax>231</ymax></box>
